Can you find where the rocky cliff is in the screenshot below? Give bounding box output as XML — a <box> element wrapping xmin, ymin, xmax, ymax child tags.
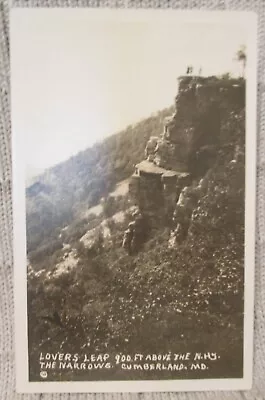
<box><xmin>27</xmin><ymin>75</ymin><xmax>246</xmax><ymax>380</ymax></box>
<box><xmin>125</xmin><ymin>75</ymin><xmax>245</xmax><ymax>251</ymax></box>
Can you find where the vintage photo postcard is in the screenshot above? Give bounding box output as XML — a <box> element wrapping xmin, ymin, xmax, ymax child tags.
<box><xmin>11</xmin><ymin>8</ymin><xmax>257</xmax><ymax>393</ymax></box>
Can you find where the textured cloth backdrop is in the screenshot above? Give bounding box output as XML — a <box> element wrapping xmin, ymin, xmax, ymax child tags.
<box><xmin>1</xmin><ymin>0</ymin><xmax>264</xmax><ymax>399</ymax></box>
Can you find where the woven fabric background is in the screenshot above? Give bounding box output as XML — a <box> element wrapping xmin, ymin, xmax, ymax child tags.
<box><xmin>0</xmin><ymin>0</ymin><xmax>264</xmax><ymax>399</ymax></box>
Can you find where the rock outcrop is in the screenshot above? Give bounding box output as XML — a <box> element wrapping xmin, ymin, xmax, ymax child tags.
<box><xmin>123</xmin><ymin>75</ymin><xmax>245</xmax><ymax>251</ymax></box>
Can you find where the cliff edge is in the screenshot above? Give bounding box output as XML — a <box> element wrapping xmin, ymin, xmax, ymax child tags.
<box><xmin>124</xmin><ymin>75</ymin><xmax>245</xmax><ymax>251</ymax></box>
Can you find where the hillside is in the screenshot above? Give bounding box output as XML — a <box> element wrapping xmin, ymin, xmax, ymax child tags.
<box><xmin>27</xmin><ymin>75</ymin><xmax>245</xmax><ymax>382</ymax></box>
<box><xmin>26</xmin><ymin>107</ymin><xmax>174</xmax><ymax>260</ymax></box>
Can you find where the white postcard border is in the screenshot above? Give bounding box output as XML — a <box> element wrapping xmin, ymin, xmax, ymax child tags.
<box><xmin>11</xmin><ymin>8</ymin><xmax>258</xmax><ymax>393</ymax></box>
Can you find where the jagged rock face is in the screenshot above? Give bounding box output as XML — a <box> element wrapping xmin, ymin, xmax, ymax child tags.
<box><xmin>170</xmin><ymin>176</ymin><xmax>209</xmax><ymax>246</ymax></box>
<box><xmin>122</xmin><ymin>209</ymin><xmax>149</xmax><ymax>254</ymax></box>
<box><xmin>145</xmin><ymin>136</ymin><xmax>159</xmax><ymax>160</ymax></box>
<box><xmin>168</xmin><ymin>77</ymin><xmax>245</xmax><ymax>173</ymax></box>
<box><xmin>128</xmin><ymin>75</ymin><xmax>245</xmax><ymax>236</ymax></box>
<box><xmin>138</xmin><ymin>174</ymin><xmax>164</xmax><ymax>221</ymax></box>
<box><xmin>129</xmin><ymin>160</ymin><xmax>191</xmax><ymax>228</ymax></box>
<box><xmin>144</xmin><ymin>76</ymin><xmax>245</xmax><ymax>175</ymax></box>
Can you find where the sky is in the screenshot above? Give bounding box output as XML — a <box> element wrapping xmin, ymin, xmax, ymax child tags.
<box><xmin>10</xmin><ymin>9</ymin><xmax>248</xmax><ymax>177</ymax></box>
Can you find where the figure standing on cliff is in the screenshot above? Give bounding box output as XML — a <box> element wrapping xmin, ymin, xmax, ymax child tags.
<box><xmin>186</xmin><ymin>66</ymin><xmax>193</xmax><ymax>75</ymax></box>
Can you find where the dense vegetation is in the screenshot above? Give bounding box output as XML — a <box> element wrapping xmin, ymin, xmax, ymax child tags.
<box><xmin>27</xmin><ymin>78</ymin><xmax>245</xmax><ymax>382</ymax></box>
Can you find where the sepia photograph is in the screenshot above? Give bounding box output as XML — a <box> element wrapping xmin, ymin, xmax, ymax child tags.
<box><xmin>11</xmin><ymin>9</ymin><xmax>257</xmax><ymax>393</ymax></box>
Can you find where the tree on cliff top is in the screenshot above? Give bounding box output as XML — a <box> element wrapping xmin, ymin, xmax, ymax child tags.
<box><xmin>236</xmin><ymin>45</ymin><xmax>247</xmax><ymax>78</ymax></box>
